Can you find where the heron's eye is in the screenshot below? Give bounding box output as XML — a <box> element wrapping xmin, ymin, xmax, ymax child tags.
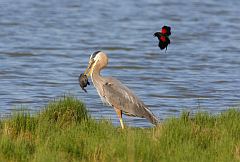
<box><xmin>89</xmin><ymin>55</ymin><xmax>93</xmax><ymax>60</ymax></box>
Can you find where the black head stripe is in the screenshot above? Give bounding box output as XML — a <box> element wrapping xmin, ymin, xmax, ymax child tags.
<box><xmin>91</xmin><ymin>51</ymin><xmax>101</xmax><ymax>59</ymax></box>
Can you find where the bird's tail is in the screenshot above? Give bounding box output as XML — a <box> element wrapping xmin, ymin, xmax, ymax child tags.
<box><xmin>144</xmin><ymin>107</ymin><xmax>159</xmax><ymax>125</ymax></box>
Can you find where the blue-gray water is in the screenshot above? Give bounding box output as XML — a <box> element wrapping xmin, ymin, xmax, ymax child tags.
<box><xmin>0</xmin><ymin>0</ymin><xmax>240</xmax><ymax>127</ymax></box>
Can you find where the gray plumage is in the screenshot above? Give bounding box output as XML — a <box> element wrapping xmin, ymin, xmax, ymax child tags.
<box><xmin>101</xmin><ymin>77</ymin><xmax>158</xmax><ymax>125</ymax></box>
<box><xmin>84</xmin><ymin>51</ymin><xmax>159</xmax><ymax>126</ymax></box>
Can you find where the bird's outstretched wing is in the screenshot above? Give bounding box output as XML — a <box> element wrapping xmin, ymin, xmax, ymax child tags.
<box><xmin>154</xmin><ymin>32</ymin><xmax>161</xmax><ymax>41</ymax></box>
<box><xmin>101</xmin><ymin>77</ymin><xmax>158</xmax><ymax>125</ymax></box>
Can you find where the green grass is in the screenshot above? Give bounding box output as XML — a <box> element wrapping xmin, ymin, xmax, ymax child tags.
<box><xmin>0</xmin><ymin>96</ymin><xmax>240</xmax><ymax>162</ymax></box>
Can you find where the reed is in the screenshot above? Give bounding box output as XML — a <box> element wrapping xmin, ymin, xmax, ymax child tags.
<box><xmin>0</xmin><ymin>96</ymin><xmax>239</xmax><ymax>162</ymax></box>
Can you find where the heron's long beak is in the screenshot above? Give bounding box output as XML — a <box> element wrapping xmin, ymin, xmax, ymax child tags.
<box><xmin>84</xmin><ymin>60</ymin><xmax>95</xmax><ymax>77</ymax></box>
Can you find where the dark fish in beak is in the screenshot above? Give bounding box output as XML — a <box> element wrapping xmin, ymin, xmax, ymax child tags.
<box><xmin>79</xmin><ymin>73</ymin><xmax>90</xmax><ymax>93</ymax></box>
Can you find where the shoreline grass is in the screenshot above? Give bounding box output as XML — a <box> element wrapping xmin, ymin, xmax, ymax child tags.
<box><xmin>0</xmin><ymin>96</ymin><xmax>240</xmax><ymax>162</ymax></box>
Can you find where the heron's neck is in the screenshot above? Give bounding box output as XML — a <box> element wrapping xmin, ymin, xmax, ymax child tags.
<box><xmin>91</xmin><ymin>63</ymin><xmax>104</xmax><ymax>86</ymax></box>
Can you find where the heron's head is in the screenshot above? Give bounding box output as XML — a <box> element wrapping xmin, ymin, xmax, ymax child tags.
<box><xmin>84</xmin><ymin>51</ymin><xmax>108</xmax><ymax>77</ymax></box>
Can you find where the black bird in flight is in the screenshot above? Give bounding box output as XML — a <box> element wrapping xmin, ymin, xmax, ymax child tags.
<box><xmin>154</xmin><ymin>26</ymin><xmax>171</xmax><ymax>51</ymax></box>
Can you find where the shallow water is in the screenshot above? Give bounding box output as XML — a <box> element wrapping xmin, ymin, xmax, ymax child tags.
<box><xmin>0</xmin><ymin>0</ymin><xmax>240</xmax><ymax>127</ymax></box>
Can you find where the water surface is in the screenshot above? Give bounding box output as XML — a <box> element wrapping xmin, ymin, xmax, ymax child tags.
<box><xmin>0</xmin><ymin>0</ymin><xmax>240</xmax><ymax>127</ymax></box>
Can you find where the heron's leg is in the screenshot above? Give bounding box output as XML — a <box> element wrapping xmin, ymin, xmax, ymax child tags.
<box><xmin>114</xmin><ymin>108</ymin><xmax>124</xmax><ymax>129</ymax></box>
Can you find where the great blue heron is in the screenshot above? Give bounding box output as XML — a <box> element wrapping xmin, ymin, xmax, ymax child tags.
<box><xmin>83</xmin><ymin>51</ymin><xmax>159</xmax><ymax>129</ymax></box>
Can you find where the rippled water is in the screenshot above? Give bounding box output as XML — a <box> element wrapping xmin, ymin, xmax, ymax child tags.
<box><xmin>0</xmin><ymin>0</ymin><xmax>240</xmax><ymax>127</ymax></box>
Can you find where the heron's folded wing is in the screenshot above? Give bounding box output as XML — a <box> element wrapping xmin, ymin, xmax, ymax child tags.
<box><xmin>102</xmin><ymin>78</ymin><xmax>150</xmax><ymax>118</ymax></box>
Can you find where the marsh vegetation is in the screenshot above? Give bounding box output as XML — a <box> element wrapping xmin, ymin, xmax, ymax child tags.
<box><xmin>0</xmin><ymin>96</ymin><xmax>239</xmax><ymax>162</ymax></box>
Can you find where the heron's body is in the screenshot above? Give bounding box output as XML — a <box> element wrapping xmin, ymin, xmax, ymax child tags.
<box><xmin>84</xmin><ymin>51</ymin><xmax>158</xmax><ymax>128</ymax></box>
